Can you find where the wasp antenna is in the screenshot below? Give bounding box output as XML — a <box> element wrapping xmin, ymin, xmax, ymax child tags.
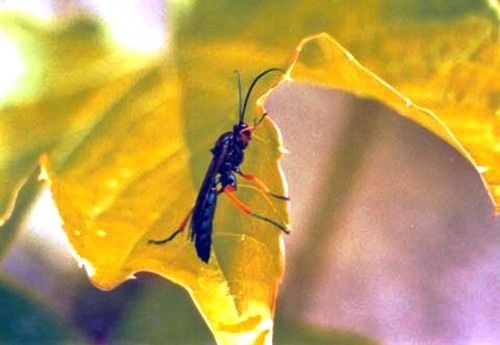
<box><xmin>241</xmin><ymin>68</ymin><xmax>284</xmax><ymax>123</ymax></box>
<box><xmin>234</xmin><ymin>70</ymin><xmax>243</xmax><ymax>123</ymax></box>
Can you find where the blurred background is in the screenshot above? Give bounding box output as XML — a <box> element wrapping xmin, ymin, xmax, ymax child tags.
<box><xmin>0</xmin><ymin>0</ymin><xmax>498</xmax><ymax>344</ymax></box>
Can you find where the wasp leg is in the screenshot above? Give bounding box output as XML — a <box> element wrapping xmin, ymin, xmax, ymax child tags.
<box><xmin>236</xmin><ymin>170</ymin><xmax>289</xmax><ymax>201</ymax></box>
<box><xmin>148</xmin><ymin>208</ymin><xmax>193</xmax><ymax>245</ymax></box>
<box><xmin>254</xmin><ymin>112</ymin><xmax>268</xmax><ymax>127</ymax></box>
<box><xmin>223</xmin><ymin>186</ymin><xmax>290</xmax><ymax>234</ymax></box>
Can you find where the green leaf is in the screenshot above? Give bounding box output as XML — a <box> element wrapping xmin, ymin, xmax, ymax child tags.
<box><xmin>0</xmin><ymin>277</ymin><xmax>81</xmax><ymax>344</ymax></box>
<box><xmin>114</xmin><ymin>280</ymin><xmax>213</xmax><ymax>344</ymax></box>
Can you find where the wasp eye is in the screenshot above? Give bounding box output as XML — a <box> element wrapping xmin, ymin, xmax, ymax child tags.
<box><xmin>238</xmin><ymin>128</ymin><xmax>252</xmax><ymax>145</ymax></box>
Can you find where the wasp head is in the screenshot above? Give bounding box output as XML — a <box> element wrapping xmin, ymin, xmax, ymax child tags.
<box><xmin>234</xmin><ymin>123</ymin><xmax>253</xmax><ymax>148</ymax></box>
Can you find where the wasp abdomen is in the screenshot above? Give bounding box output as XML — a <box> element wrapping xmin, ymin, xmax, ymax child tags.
<box><xmin>192</xmin><ymin>188</ymin><xmax>218</xmax><ymax>262</ymax></box>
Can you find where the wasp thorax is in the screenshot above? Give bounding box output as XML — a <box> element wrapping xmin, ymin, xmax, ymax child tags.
<box><xmin>220</xmin><ymin>171</ymin><xmax>236</xmax><ymax>187</ymax></box>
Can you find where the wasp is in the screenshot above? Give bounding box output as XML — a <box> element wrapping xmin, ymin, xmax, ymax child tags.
<box><xmin>149</xmin><ymin>68</ymin><xmax>290</xmax><ymax>263</ymax></box>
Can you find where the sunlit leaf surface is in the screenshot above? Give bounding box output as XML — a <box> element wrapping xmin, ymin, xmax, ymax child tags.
<box><xmin>45</xmin><ymin>62</ymin><xmax>288</xmax><ymax>344</ymax></box>
<box><xmin>0</xmin><ymin>14</ymin><xmax>156</xmax><ymax>223</ymax></box>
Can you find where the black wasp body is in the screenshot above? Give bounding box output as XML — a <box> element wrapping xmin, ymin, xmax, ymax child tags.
<box><xmin>190</xmin><ymin>123</ymin><xmax>250</xmax><ymax>262</ymax></box>
<box><xmin>149</xmin><ymin>69</ymin><xmax>290</xmax><ymax>263</ymax></box>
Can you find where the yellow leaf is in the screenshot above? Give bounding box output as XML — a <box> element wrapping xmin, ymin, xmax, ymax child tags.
<box><xmin>45</xmin><ymin>63</ymin><xmax>288</xmax><ymax>344</ymax></box>
<box><xmin>0</xmin><ymin>14</ymin><xmax>157</xmax><ymax>223</ymax></box>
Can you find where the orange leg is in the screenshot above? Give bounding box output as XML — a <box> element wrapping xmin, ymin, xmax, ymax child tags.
<box><xmin>149</xmin><ymin>207</ymin><xmax>193</xmax><ymax>245</ymax></box>
<box><xmin>224</xmin><ymin>186</ymin><xmax>290</xmax><ymax>234</ymax></box>
<box><xmin>237</xmin><ymin>171</ymin><xmax>289</xmax><ymax>200</ymax></box>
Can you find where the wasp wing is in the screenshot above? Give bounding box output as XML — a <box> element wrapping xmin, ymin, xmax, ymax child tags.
<box><xmin>191</xmin><ymin>135</ymin><xmax>231</xmax><ymax>262</ymax></box>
